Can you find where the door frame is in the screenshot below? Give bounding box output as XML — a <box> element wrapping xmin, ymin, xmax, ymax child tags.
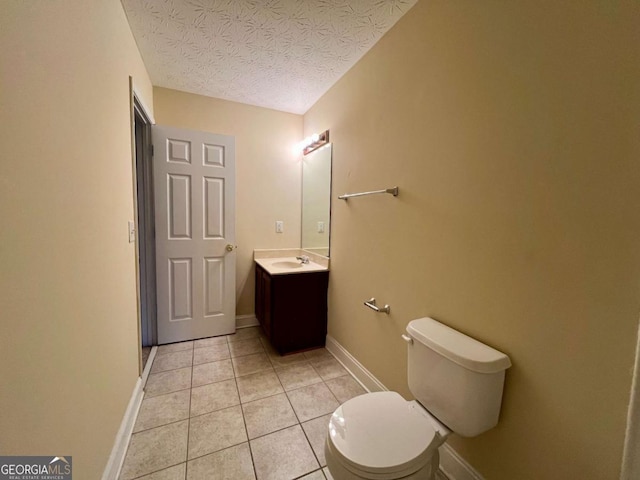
<box><xmin>129</xmin><ymin>78</ymin><xmax>156</xmax><ymax>375</ymax></box>
<box><xmin>134</xmin><ymin>97</ymin><xmax>157</xmax><ymax>349</ymax></box>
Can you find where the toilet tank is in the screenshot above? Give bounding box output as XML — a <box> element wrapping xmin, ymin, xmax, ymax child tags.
<box><xmin>406</xmin><ymin>317</ymin><xmax>511</xmax><ymax>437</ymax></box>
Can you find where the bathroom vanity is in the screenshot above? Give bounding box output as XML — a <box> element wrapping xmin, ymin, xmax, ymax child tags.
<box><xmin>253</xmin><ymin>142</ymin><xmax>332</xmax><ymax>354</ymax></box>
<box><xmin>254</xmin><ymin>251</ymin><xmax>329</xmax><ymax>354</ymax></box>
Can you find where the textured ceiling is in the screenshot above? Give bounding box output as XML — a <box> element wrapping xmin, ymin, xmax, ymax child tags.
<box><xmin>122</xmin><ymin>0</ymin><xmax>418</xmax><ymax>114</ymax></box>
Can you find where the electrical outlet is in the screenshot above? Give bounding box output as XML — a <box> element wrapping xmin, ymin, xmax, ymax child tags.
<box><xmin>276</xmin><ymin>220</ymin><xmax>284</xmax><ymax>233</ymax></box>
<box><xmin>317</xmin><ymin>221</ymin><xmax>325</xmax><ymax>233</ymax></box>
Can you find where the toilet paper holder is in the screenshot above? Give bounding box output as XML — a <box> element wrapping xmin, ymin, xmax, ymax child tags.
<box><xmin>364</xmin><ymin>298</ymin><xmax>390</xmax><ymax>314</ymax></box>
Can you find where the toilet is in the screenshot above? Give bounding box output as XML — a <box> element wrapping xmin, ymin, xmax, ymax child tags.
<box><xmin>325</xmin><ymin>317</ymin><xmax>511</xmax><ymax>480</ymax></box>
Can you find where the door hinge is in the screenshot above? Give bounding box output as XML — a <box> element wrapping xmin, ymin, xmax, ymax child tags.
<box><xmin>150</xmin><ymin>144</ymin><xmax>154</xmax><ymax>157</ymax></box>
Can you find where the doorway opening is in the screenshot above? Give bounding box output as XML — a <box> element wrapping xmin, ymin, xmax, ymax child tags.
<box><xmin>133</xmin><ymin>95</ymin><xmax>157</xmax><ymax>370</ymax></box>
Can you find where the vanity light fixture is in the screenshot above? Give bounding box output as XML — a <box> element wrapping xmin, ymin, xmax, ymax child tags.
<box><xmin>299</xmin><ymin>130</ymin><xmax>330</xmax><ymax>156</ymax></box>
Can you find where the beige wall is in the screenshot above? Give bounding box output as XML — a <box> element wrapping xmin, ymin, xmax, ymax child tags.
<box><xmin>305</xmin><ymin>1</ymin><xmax>640</xmax><ymax>478</ymax></box>
<box><xmin>0</xmin><ymin>0</ymin><xmax>152</xmax><ymax>477</ymax></box>
<box><xmin>154</xmin><ymin>88</ymin><xmax>303</xmax><ymax>315</ymax></box>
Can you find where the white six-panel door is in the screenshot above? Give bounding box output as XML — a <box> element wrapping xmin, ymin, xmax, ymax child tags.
<box><xmin>152</xmin><ymin>125</ymin><xmax>236</xmax><ymax>344</ymax></box>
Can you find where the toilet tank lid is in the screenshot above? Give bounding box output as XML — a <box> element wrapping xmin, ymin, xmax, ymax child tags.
<box><xmin>407</xmin><ymin>317</ymin><xmax>512</xmax><ymax>374</ymax></box>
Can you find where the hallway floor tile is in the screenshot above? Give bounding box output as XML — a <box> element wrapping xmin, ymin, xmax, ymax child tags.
<box><xmin>119</xmin><ymin>326</ymin><xmax>366</xmax><ymax>480</ymax></box>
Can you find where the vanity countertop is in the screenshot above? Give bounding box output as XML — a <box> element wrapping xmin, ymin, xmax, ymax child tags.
<box><xmin>254</xmin><ymin>248</ymin><xmax>329</xmax><ymax>275</ymax></box>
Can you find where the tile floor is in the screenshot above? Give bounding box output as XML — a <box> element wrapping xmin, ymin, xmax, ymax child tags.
<box><xmin>120</xmin><ymin>326</ymin><xmax>367</xmax><ymax>480</ymax></box>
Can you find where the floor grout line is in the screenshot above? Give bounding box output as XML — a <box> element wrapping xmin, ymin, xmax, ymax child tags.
<box><xmin>124</xmin><ymin>328</ymin><xmax>345</xmax><ymax>480</ymax></box>
<box><xmin>291</xmin><ymin>468</ymin><xmax>326</xmax><ymax>480</ymax></box>
<box><xmin>132</xmin><ymin>381</ymin><xmax>341</xmax><ymax>436</ymax></box>
<box><xmin>129</xmin><ymin>461</ymin><xmax>186</xmax><ymax>480</ymax></box>
<box><xmin>184</xmin><ymin>344</ymin><xmax>195</xmax><ymax>479</ymax></box>
<box><xmin>264</xmin><ymin>354</ymin><xmax>320</xmax><ymax>479</ymax></box>
<box><xmin>230</xmin><ymin>343</ymin><xmax>258</xmax><ymax>480</ymax></box>
<box><xmin>154</xmin><ymin>348</ymin><xmax>194</xmax><ymax>358</ymax></box>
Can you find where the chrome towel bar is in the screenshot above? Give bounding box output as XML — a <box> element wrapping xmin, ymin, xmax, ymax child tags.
<box><xmin>338</xmin><ymin>186</ymin><xmax>399</xmax><ymax>200</ymax></box>
<box><xmin>364</xmin><ymin>298</ymin><xmax>390</xmax><ymax>314</ymax></box>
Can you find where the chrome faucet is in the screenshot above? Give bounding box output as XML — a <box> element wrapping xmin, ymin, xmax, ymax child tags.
<box><xmin>296</xmin><ymin>255</ymin><xmax>310</xmax><ymax>264</ymax></box>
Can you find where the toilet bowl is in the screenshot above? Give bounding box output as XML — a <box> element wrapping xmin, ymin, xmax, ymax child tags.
<box><xmin>325</xmin><ymin>391</ymin><xmax>449</xmax><ymax>480</ymax></box>
<box><xmin>324</xmin><ymin>317</ymin><xmax>511</xmax><ymax>480</ymax></box>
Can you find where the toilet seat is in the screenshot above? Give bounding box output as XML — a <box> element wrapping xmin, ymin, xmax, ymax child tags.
<box><xmin>327</xmin><ymin>391</ymin><xmax>440</xmax><ymax>478</ymax></box>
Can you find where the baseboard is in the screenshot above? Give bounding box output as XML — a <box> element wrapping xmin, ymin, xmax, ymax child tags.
<box><xmin>439</xmin><ymin>443</ymin><xmax>484</xmax><ymax>480</ymax></box>
<box><xmin>325</xmin><ymin>335</ymin><xmax>484</xmax><ymax>480</ymax></box>
<box><xmin>236</xmin><ymin>314</ymin><xmax>259</xmax><ymax>329</ymax></box>
<box><xmin>621</xmin><ymin>320</ymin><xmax>640</xmax><ymax>480</ymax></box>
<box><xmin>435</xmin><ymin>471</ymin><xmax>450</xmax><ymax>480</ymax></box>
<box><xmin>103</xmin><ymin>319</ymin><xmax>263</xmax><ymax>480</ymax></box>
<box><xmin>325</xmin><ymin>335</ymin><xmax>387</xmax><ymax>393</ymax></box>
<box><xmin>141</xmin><ymin>346</ymin><xmax>157</xmax><ymax>387</ymax></box>
<box><xmin>101</xmin><ymin>374</ymin><xmax>145</xmax><ymax>480</ymax></box>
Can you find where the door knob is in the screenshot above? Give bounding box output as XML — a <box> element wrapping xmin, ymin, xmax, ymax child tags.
<box><xmin>225</xmin><ymin>244</ymin><xmax>236</xmax><ymax>252</ymax></box>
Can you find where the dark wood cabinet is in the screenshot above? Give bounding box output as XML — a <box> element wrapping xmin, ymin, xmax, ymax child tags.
<box><xmin>255</xmin><ymin>263</ymin><xmax>329</xmax><ymax>355</ymax></box>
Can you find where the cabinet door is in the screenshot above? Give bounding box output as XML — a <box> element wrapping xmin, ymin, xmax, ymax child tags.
<box><xmin>262</xmin><ymin>271</ymin><xmax>272</xmax><ymax>338</ymax></box>
<box><xmin>255</xmin><ymin>265</ymin><xmax>263</xmax><ymax>325</ymax></box>
<box><xmin>270</xmin><ymin>271</ymin><xmax>328</xmax><ymax>353</ymax></box>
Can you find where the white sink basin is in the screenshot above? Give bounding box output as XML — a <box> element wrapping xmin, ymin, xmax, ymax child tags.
<box><xmin>254</xmin><ymin>255</ymin><xmax>329</xmax><ymax>275</ymax></box>
<box><xmin>271</xmin><ymin>260</ymin><xmax>303</xmax><ymax>269</ymax></box>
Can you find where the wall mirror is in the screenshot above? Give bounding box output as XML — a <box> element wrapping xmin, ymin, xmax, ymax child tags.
<box><xmin>301</xmin><ymin>143</ymin><xmax>332</xmax><ymax>257</ymax></box>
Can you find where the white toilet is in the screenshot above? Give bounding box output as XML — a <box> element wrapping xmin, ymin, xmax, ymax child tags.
<box><xmin>325</xmin><ymin>317</ymin><xmax>511</xmax><ymax>480</ymax></box>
